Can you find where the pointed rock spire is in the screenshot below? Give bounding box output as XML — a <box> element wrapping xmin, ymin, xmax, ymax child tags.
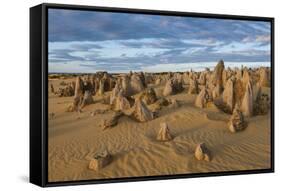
<box><xmin>228</xmin><ymin>104</ymin><xmax>246</xmax><ymax>133</ymax></box>
<box><xmin>195</xmin><ymin>143</ymin><xmax>211</xmax><ymax>162</ymax></box>
<box><xmin>131</xmin><ymin>98</ymin><xmax>154</xmax><ymax>122</ymax></box>
<box><xmin>222</xmin><ymin>78</ymin><xmax>235</xmax><ymax>113</ymax></box>
<box><xmin>212</xmin><ymin>60</ymin><xmax>225</xmax><ymax>87</ymax></box>
<box><xmin>188</xmin><ymin>78</ymin><xmax>199</xmax><ymax>94</ymax></box>
<box><xmin>81</xmin><ymin>90</ymin><xmax>94</xmax><ymax>108</ymax></box>
<box><xmin>157</xmin><ymin>123</ymin><xmax>173</xmax><ymax>141</ymax></box>
<box><xmin>259</xmin><ymin>67</ymin><xmax>270</xmax><ymax>87</ymax></box>
<box><xmin>195</xmin><ymin>87</ymin><xmax>212</xmax><ymax>108</ymax></box>
<box><xmin>163</xmin><ymin>79</ymin><xmax>174</xmax><ymax>96</ymax></box>
<box><xmin>241</xmin><ymin>81</ymin><xmax>254</xmax><ymax>117</ymax></box>
<box><xmin>140</xmin><ymin>88</ymin><xmax>157</xmax><ymax>105</ymax></box>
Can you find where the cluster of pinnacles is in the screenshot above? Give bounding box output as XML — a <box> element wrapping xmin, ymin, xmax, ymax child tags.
<box><xmin>50</xmin><ymin>59</ymin><xmax>270</xmax><ymax>170</ymax></box>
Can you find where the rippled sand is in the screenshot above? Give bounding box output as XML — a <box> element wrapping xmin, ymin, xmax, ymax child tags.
<box><xmin>48</xmin><ymin>77</ymin><xmax>271</xmax><ymax>182</ymax></box>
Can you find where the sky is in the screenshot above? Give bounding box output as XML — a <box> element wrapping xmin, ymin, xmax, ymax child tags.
<box><xmin>48</xmin><ymin>8</ymin><xmax>271</xmax><ymax>73</ymax></box>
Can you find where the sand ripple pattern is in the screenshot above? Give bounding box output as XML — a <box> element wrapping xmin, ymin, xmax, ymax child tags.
<box><xmin>48</xmin><ymin>88</ymin><xmax>271</xmax><ymax>182</ymax></box>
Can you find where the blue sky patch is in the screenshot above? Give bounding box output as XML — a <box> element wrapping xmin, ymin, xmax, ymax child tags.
<box><xmin>48</xmin><ymin>9</ymin><xmax>271</xmax><ymax>73</ymax></box>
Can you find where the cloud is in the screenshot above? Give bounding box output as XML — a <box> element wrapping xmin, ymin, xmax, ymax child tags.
<box><xmin>70</xmin><ymin>43</ymin><xmax>103</xmax><ymax>50</ymax></box>
<box><xmin>49</xmin><ymin>38</ymin><xmax>270</xmax><ymax>72</ymax></box>
<box><xmin>242</xmin><ymin>34</ymin><xmax>270</xmax><ymax>44</ymax></box>
<box><xmin>256</xmin><ymin>34</ymin><xmax>271</xmax><ymax>42</ymax></box>
<box><xmin>48</xmin><ymin>8</ymin><xmax>271</xmax><ymax>73</ymax></box>
<box><xmin>49</xmin><ymin>9</ymin><xmax>270</xmax><ymax>43</ymax></box>
<box><xmin>48</xmin><ymin>49</ymin><xmax>83</xmax><ymax>62</ymax></box>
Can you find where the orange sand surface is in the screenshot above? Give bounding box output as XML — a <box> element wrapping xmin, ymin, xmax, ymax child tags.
<box><xmin>48</xmin><ymin>77</ymin><xmax>271</xmax><ymax>182</ymax></box>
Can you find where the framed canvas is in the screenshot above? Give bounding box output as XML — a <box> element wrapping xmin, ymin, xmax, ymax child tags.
<box><xmin>30</xmin><ymin>3</ymin><xmax>274</xmax><ymax>187</ymax></box>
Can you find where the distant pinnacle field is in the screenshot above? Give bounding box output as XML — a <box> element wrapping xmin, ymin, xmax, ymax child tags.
<box><xmin>48</xmin><ymin>60</ymin><xmax>271</xmax><ymax>182</ymax></box>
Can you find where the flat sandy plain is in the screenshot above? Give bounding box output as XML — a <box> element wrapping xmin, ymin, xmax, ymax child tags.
<box><xmin>48</xmin><ymin>71</ymin><xmax>271</xmax><ymax>182</ymax></box>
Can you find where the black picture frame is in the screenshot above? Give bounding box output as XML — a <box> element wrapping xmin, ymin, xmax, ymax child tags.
<box><xmin>30</xmin><ymin>3</ymin><xmax>275</xmax><ymax>187</ymax></box>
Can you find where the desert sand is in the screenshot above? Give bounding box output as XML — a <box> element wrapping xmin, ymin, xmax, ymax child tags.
<box><xmin>48</xmin><ymin>60</ymin><xmax>271</xmax><ymax>182</ymax></box>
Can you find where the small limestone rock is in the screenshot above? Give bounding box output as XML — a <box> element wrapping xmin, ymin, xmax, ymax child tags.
<box><xmin>101</xmin><ymin>112</ymin><xmax>122</xmax><ymax>130</ymax></box>
<box><xmin>88</xmin><ymin>150</ymin><xmax>111</xmax><ymax>171</ymax></box>
<box><xmin>169</xmin><ymin>99</ymin><xmax>180</xmax><ymax>108</ymax></box>
<box><xmin>57</xmin><ymin>84</ymin><xmax>75</xmax><ymax>97</ymax></box>
<box><xmin>254</xmin><ymin>92</ymin><xmax>270</xmax><ymax>115</ymax></box>
<box><xmin>66</xmin><ymin>104</ymin><xmax>75</xmax><ymax>112</ymax></box>
<box><xmin>50</xmin><ymin>84</ymin><xmax>55</xmax><ymax>93</ymax></box>
<box><xmin>195</xmin><ymin>143</ymin><xmax>211</xmax><ymax>161</ymax></box>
